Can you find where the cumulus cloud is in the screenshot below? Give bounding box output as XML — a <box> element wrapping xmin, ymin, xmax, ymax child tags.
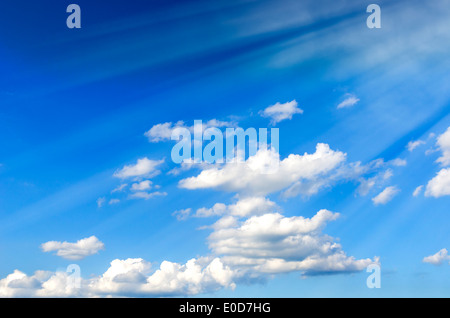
<box><xmin>179</xmin><ymin>143</ymin><xmax>346</xmax><ymax>196</ymax></box>
<box><xmin>337</xmin><ymin>94</ymin><xmax>359</xmax><ymax>109</ymax></box>
<box><xmin>208</xmin><ymin>209</ymin><xmax>375</xmax><ymax>276</ymax></box>
<box><xmin>0</xmin><ymin>257</ymin><xmax>235</xmax><ymax>297</ymax></box>
<box><xmin>0</xmin><ymin>270</ymin><xmax>83</xmax><ymax>298</ymax></box>
<box><xmin>40</xmin><ymin>236</ymin><xmax>105</xmax><ymax>260</ymax></box>
<box><xmin>372</xmin><ymin>186</ymin><xmax>400</xmax><ymax>205</ymax></box>
<box><xmin>425</xmin><ymin>168</ymin><xmax>450</xmax><ymax>198</ymax></box>
<box><xmin>423</xmin><ymin>249</ymin><xmax>450</xmax><ymax>266</ymax></box>
<box><xmin>113</xmin><ymin>158</ymin><xmax>164</xmax><ymax>179</ymax></box>
<box><xmin>92</xmin><ymin>257</ymin><xmax>235</xmax><ymax>296</ymax></box>
<box><xmin>436</xmin><ymin>127</ymin><xmax>450</xmax><ymax>166</ymax></box>
<box><xmin>259</xmin><ymin>100</ymin><xmax>303</xmax><ymax>124</ymax></box>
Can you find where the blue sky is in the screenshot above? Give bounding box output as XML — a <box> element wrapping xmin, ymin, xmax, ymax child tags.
<box><xmin>1</xmin><ymin>0</ymin><xmax>450</xmax><ymax>297</ymax></box>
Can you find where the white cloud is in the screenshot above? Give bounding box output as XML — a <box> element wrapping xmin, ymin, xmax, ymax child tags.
<box><xmin>130</xmin><ymin>180</ymin><xmax>152</xmax><ymax>191</ymax></box>
<box><xmin>436</xmin><ymin>127</ymin><xmax>450</xmax><ymax>166</ymax></box>
<box><xmin>41</xmin><ymin>236</ymin><xmax>105</xmax><ymax>260</ymax></box>
<box><xmin>208</xmin><ymin>209</ymin><xmax>375</xmax><ymax>276</ymax></box>
<box><xmin>96</xmin><ymin>197</ymin><xmax>106</xmax><ymax>208</ymax></box>
<box><xmin>407</xmin><ymin>140</ymin><xmax>425</xmax><ymax>152</ymax></box>
<box><xmin>0</xmin><ymin>257</ymin><xmax>236</xmax><ymax>297</ymax></box>
<box><xmin>372</xmin><ymin>186</ymin><xmax>400</xmax><ymax>205</ymax></box>
<box><xmin>191</xmin><ymin>197</ymin><xmax>278</xmax><ymax>219</ymax></box>
<box><xmin>113</xmin><ymin>158</ymin><xmax>164</xmax><ymax>179</ymax></box>
<box><xmin>425</xmin><ymin>168</ymin><xmax>450</xmax><ymax>198</ymax></box>
<box><xmin>337</xmin><ymin>94</ymin><xmax>359</xmax><ymax>109</ymax></box>
<box><xmin>0</xmin><ymin>270</ymin><xmax>82</xmax><ymax>297</ymax></box>
<box><xmin>413</xmin><ymin>185</ymin><xmax>423</xmax><ymax>197</ymax></box>
<box><xmin>423</xmin><ymin>249</ymin><xmax>450</xmax><ymax>266</ymax></box>
<box><xmin>109</xmin><ymin>199</ymin><xmax>120</xmax><ymax>205</ymax></box>
<box><xmin>172</xmin><ymin>208</ymin><xmax>192</xmax><ymax>221</ymax></box>
<box><xmin>144</xmin><ymin>121</ymin><xmax>185</xmax><ymax>142</ymax></box>
<box><xmin>259</xmin><ymin>100</ymin><xmax>303</xmax><ymax>124</ymax></box>
<box><xmin>128</xmin><ymin>191</ymin><xmax>167</xmax><ymax>200</ymax></box>
<box><xmin>356</xmin><ymin>169</ymin><xmax>393</xmax><ymax>196</ymax></box>
<box><xmin>179</xmin><ymin>143</ymin><xmax>346</xmax><ymax>196</ymax></box>
<box><xmin>390</xmin><ymin>158</ymin><xmax>407</xmax><ymax>167</ymax></box>
<box><xmin>145</xmin><ymin>119</ymin><xmax>236</xmax><ymax>143</ymax></box>
<box><xmin>111</xmin><ymin>184</ymin><xmax>127</xmax><ymax>193</ymax></box>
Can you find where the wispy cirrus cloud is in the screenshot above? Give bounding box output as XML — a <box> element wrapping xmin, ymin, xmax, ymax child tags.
<box><xmin>337</xmin><ymin>94</ymin><xmax>359</xmax><ymax>109</ymax></box>
<box><xmin>372</xmin><ymin>186</ymin><xmax>400</xmax><ymax>205</ymax></box>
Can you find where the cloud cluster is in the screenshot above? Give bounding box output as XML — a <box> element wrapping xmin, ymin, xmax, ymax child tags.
<box><xmin>208</xmin><ymin>209</ymin><xmax>375</xmax><ymax>276</ymax></box>
<box><xmin>174</xmin><ymin>196</ymin><xmax>376</xmax><ymax>278</ymax></box>
<box><xmin>0</xmin><ymin>257</ymin><xmax>235</xmax><ymax>297</ymax></box>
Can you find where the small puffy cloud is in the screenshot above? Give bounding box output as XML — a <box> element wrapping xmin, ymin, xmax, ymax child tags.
<box><xmin>113</xmin><ymin>158</ymin><xmax>164</xmax><ymax>179</ymax></box>
<box><xmin>128</xmin><ymin>191</ymin><xmax>167</xmax><ymax>200</ymax></box>
<box><xmin>96</xmin><ymin>197</ymin><xmax>106</xmax><ymax>208</ymax></box>
<box><xmin>180</xmin><ymin>197</ymin><xmax>279</xmax><ymax>219</ymax></box>
<box><xmin>372</xmin><ymin>186</ymin><xmax>400</xmax><ymax>205</ymax></box>
<box><xmin>41</xmin><ymin>236</ymin><xmax>105</xmax><ymax>260</ymax></box>
<box><xmin>145</xmin><ymin>121</ymin><xmax>185</xmax><ymax>142</ymax></box>
<box><xmin>337</xmin><ymin>94</ymin><xmax>359</xmax><ymax>109</ymax></box>
<box><xmin>425</xmin><ymin>168</ymin><xmax>450</xmax><ymax>198</ymax></box>
<box><xmin>172</xmin><ymin>208</ymin><xmax>192</xmax><ymax>221</ymax></box>
<box><xmin>179</xmin><ymin>143</ymin><xmax>346</xmax><ymax>196</ymax></box>
<box><xmin>259</xmin><ymin>100</ymin><xmax>303</xmax><ymax>124</ymax></box>
<box><xmin>390</xmin><ymin>158</ymin><xmax>407</xmax><ymax>167</ymax></box>
<box><xmin>413</xmin><ymin>185</ymin><xmax>423</xmax><ymax>197</ymax></box>
<box><xmin>436</xmin><ymin>127</ymin><xmax>450</xmax><ymax>166</ymax></box>
<box><xmin>130</xmin><ymin>180</ymin><xmax>152</xmax><ymax>191</ymax></box>
<box><xmin>145</xmin><ymin>119</ymin><xmax>236</xmax><ymax>143</ymax></box>
<box><xmin>423</xmin><ymin>249</ymin><xmax>450</xmax><ymax>266</ymax></box>
<box><xmin>407</xmin><ymin>140</ymin><xmax>425</xmax><ymax>152</ymax></box>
